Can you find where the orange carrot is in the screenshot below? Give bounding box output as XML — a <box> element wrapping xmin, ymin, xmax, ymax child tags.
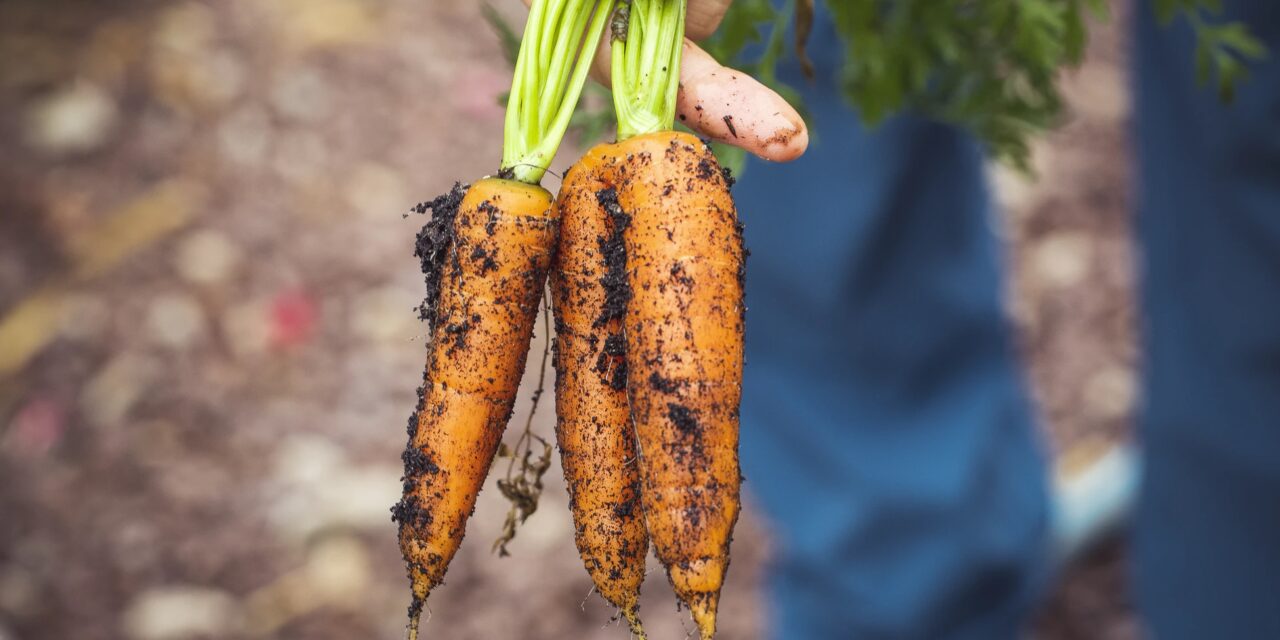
<box><xmin>395</xmin><ymin>178</ymin><xmax>557</xmax><ymax>635</ymax></box>
<box><xmin>616</xmin><ymin>132</ymin><xmax>744</xmax><ymax>639</ymax></box>
<box><xmin>550</xmin><ymin>145</ymin><xmax>650</xmax><ymax>637</ymax></box>
<box><xmin>599</xmin><ymin>1</ymin><xmax>746</xmax><ymax>635</ymax></box>
<box><xmin>557</xmin><ymin>129</ymin><xmax>744</xmax><ymax>639</ymax></box>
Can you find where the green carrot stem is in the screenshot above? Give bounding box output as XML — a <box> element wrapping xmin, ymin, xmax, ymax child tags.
<box><xmin>502</xmin><ymin>0</ymin><xmax>613</xmax><ymax>184</ymax></box>
<box><xmin>611</xmin><ymin>0</ymin><xmax>685</xmax><ymax>140</ymax></box>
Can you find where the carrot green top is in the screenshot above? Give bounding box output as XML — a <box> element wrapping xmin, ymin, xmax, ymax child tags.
<box><xmin>501</xmin><ymin>0</ymin><xmax>614</xmax><ymax>184</ymax></box>
<box><xmin>611</xmin><ymin>0</ymin><xmax>686</xmax><ymax>141</ymax></box>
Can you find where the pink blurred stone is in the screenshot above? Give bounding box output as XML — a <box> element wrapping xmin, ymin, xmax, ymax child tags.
<box><xmin>269</xmin><ymin>289</ymin><xmax>318</xmax><ymax>349</ymax></box>
<box><xmin>3</xmin><ymin>396</ymin><xmax>65</xmax><ymax>458</ymax></box>
<box><xmin>452</xmin><ymin>66</ymin><xmax>507</xmax><ymax>122</ymax></box>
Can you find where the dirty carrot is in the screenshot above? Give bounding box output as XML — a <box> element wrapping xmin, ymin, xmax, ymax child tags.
<box><xmin>615</xmin><ymin>129</ymin><xmax>743</xmax><ymax>640</ymax></box>
<box><xmin>555</xmin><ymin>0</ymin><xmax>746</xmax><ymax>636</ymax></box>
<box><xmin>392</xmin><ymin>1</ymin><xmax>612</xmax><ymax>638</ymax></box>
<box><xmin>611</xmin><ymin>3</ymin><xmax>745</xmax><ymax>637</ymax></box>
<box><xmin>550</xmin><ymin>144</ymin><xmax>649</xmax><ymax>637</ymax></box>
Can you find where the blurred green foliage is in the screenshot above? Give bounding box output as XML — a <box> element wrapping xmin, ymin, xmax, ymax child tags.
<box><xmin>706</xmin><ymin>0</ymin><xmax>1267</xmax><ymax>171</ymax></box>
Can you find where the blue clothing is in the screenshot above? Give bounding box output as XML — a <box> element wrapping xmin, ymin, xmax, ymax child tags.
<box><xmin>1133</xmin><ymin>1</ymin><xmax>1280</xmax><ymax>637</ymax></box>
<box><xmin>734</xmin><ymin>7</ymin><xmax>1050</xmax><ymax>639</ymax></box>
<box><xmin>735</xmin><ymin>1</ymin><xmax>1280</xmax><ymax>638</ymax></box>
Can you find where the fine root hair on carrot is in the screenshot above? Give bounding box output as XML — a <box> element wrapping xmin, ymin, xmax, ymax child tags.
<box><xmin>405</xmin><ymin>600</ymin><xmax>432</xmax><ymax>640</ymax></box>
<box><xmin>492</xmin><ymin>291</ymin><xmax>556</xmax><ymax>557</ymax></box>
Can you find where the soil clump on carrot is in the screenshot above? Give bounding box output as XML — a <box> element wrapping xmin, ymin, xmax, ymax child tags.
<box><xmin>595</xmin><ymin>187</ymin><xmax>632</xmax><ymax>327</ymax></box>
<box><xmin>411</xmin><ymin>183</ymin><xmax>467</xmax><ymax>322</ymax></box>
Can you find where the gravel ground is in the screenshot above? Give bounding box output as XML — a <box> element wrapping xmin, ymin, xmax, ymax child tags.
<box><xmin>0</xmin><ymin>1</ymin><xmax>1137</xmax><ymax>639</ymax></box>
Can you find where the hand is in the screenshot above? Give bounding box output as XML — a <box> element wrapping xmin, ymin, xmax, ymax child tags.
<box><xmin>683</xmin><ymin>0</ymin><xmax>731</xmax><ymax>40</ymax></box>
<box><xmin>521</xmin><ymin>0</ymin><xmax>809</xmax><ymax>162</ymax></box>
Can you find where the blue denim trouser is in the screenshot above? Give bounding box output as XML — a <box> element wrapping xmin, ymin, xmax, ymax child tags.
<box><xmin>734</xmin><ymin>7</ymin><xmax>1049</xmax><ymax>639</ymax></box>
<box><xmin>1133</xmin><ymin>2</ymin><xmax>1280</xmax><ymax>638</ymax></box>
<box><xmin>736</xmin><ymin>2</ymin><xmax>1280</xmax><ymax>638</ymax></box>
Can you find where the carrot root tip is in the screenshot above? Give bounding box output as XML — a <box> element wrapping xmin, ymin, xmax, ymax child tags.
<box><xmin>689</xmin><ymin>595</ymin><xmax>718</xmax><ymax>640</ymax></box>
<box><xmin>406</xmin><ymin>596</ymin><xmax>426</xmax><ymax>640</ymax></box>
<box><xmin>622</xmin><ymin>606</ymin><xmax>647</xmax><ymax>640</ymax></box>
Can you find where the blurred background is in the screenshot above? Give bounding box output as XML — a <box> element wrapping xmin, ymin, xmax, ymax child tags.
<box><xmin>0</xmin><ymin>1</ymin><xmax>1137</xmax><ymax>638</ymax></box>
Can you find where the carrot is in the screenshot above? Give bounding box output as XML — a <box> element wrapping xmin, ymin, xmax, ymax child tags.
<box><xmin>392</xmin><ymin>2</ymin><xmax>612</xmax><ymax>637</ymax></box>
<box><xmin>614</xmin><ymin>4</ymin><xmax>744</xmax><ymax>637</ymax></box>
<box><xmin>555</xmin><ymin>1</ymin><xmax>746</xmax><ymax>636</ymax></box>
<box><xmin>555</xmin><ymin>130</ymin><xmax>742</xmax><ymax>639</ymax></box>
<box><xmin>550</xmin><ymin>144</ymin><xmax>649</xmax><ymax>637</ymax></box>
<box><xmin>395</xmin><ymin>177</ymin><xmax>556</xmax><ymax>631</ymax></box>
<box><xmin>617</xmin><ymin>131</ymin><xmax>744</xmax><ymax>640</ymax></box>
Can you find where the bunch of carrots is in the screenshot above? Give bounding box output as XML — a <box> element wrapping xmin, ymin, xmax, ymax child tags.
<box><xmin>393</xmin><ymin>1</ymin><xmax>760</xmax><ymax>637</ymax></box>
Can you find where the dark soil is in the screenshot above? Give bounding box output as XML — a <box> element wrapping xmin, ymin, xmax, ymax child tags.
<box><xmin>665</xmin><ymin>402</ymin><xmax>700</xmax><ymax>436</ymax></box>
<box><xmin>412</xmin><ymin>183</ymin><xmax>467</xmax><ymax>323</ymax></box>
<box><xmin>594</xmin><ymin>187</ymin><xmax>631</xmax><ymax>328</ymax></box>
